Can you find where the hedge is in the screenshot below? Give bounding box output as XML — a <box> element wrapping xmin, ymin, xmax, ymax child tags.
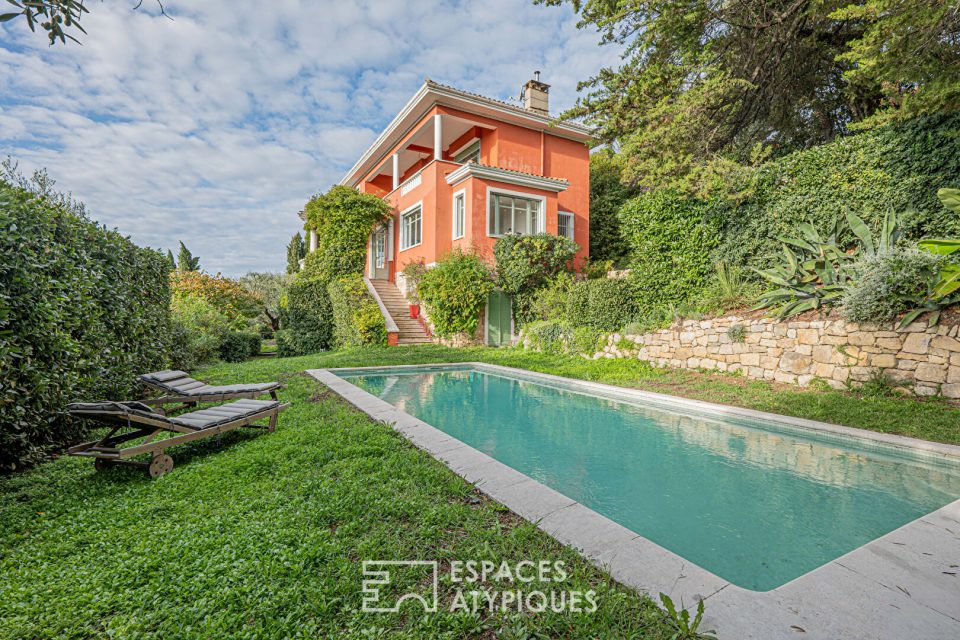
<box><xmin>493</xmin><ymin>233</ymin><xmax>578</xmax><ymax>325</ymax></box>
<box><xmin>0</xmin><ymin>180</ymin><xmax>171</xmax><ymax>470</ymax></box>
<box><xmin>328</xmin><ymin>275</ymin><xmax>387</xmax><ymax>348</ymax></box>
<box><xmin>418</xmin><ymin>251</ymin><xmax>493</xmax><ymax>338</ymax></box>
<box><xmin>277</xmin><ymin>277</ymin><xmax>333</xmax><ymax>357</ymax></box>
<box><xmin>713</xmin><ymin>112</ymin><xmax>960</xmax><ymax>271</ymax></box>
<box><xmin>618</xmin><ymin>190</ymin><xmax>719</xmax><ymax>309</ymax></box>
<box><xmin>565</xmin><ymin>278</ymin><xmax>640</xmax><ymax>332</ymax></box>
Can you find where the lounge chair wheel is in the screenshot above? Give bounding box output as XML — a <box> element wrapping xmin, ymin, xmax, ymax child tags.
<box><xmin>94</xmin><ymin>458</ymin><xmax>113</xmax><ymax>472</ymax></box>
<box><xmin>147</xmin><ymin>454</ymin><xmax>174</xmax><ymax>478</ymax></box>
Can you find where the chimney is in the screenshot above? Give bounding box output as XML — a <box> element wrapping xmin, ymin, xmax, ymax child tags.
<box><xmin>522</xmin><ymin>71</ymin><xmax>550</xmax><ymax>115</ymax></box>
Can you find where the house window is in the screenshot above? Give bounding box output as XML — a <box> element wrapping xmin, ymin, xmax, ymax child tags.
<box><xmin>488</xmin><ymin>192</ymin><xmax>542</xmax><ymax>237</ymax></box>
<box><xmin>400</xmin><ymin>206</ymin><xmax>422</xmax><ymax>251</ymax></box>
<box><xmin>454</xmin><ymin>140</ymin><xmax>481</xmax><ymax>164</ymax></box>
<box><xmin>557</xmin><ymin>212</ymin><xmax>574</xmax><ymax>241</ymax></box>
<box><xmin>375</xmin><ymin>230</ymin><xmax>386</xmax><ymax>268</ymax></box>
<box><xmin>453</xmin><ymin>191</ymin><xmax>465</xmax><ymax>239</ymax></box>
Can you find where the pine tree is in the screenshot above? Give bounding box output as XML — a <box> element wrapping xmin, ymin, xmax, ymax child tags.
<box><xmin>286</xmin><ymin>232</ymin><xmax>306</xmax><ymax>274</ymax></box>
<box><xmin>177</xmin><ymin>241</ymin><xmax>200</xmax><ymax>272</ymax></box>
<box><xmin>166</xmin><ymin>249</ymin><xmax>177</xmax><ymax>272</ymax></box>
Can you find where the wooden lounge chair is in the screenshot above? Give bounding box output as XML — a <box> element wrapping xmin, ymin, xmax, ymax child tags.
<box><xmin>67</xmin><ymin>398</ymin><xmax>289</xmax><ymax>477</ymax></box>
<box><xmin>138</xmin><ymin>370</ymin><xmax>281</xmax><ymax>408</ymax></box>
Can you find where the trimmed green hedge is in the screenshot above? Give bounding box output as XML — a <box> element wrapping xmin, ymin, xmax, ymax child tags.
<box><xmin>0</xmin><ymin>180</ymin><xmax>171</xmax><ymax>470</ymax></box>
<box><xmin>493</xmin><ymin>233</ymin><xmax>578</xmax><ymax>325</ymax></box>
<box><xmin>565</xmin><ymin>278</ymin><xmax>640</xmax><ymax>332</ymax></box>
<box><xmin>277</xmin><ymin>278</ymin><xmax>332</xmax><ymax>357</ymax></box>
<box><xmin>328</xmin><ymin>275</ymin><xmax>387</xmax><ymax>348</ymax></box>
<box><xmin>714</xmin><ymin>112</ymin><xmax>960</xmax><ymax>271</ymax></box>
<box><xmin>619</xmin><ymin>190</ymin><xmax>720</xmax><ymax>309</ymax></box>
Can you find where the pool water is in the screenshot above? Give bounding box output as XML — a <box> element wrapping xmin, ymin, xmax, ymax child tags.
<box><xmin>340</xmin><ymin>367</ymin><xmax>960</xmax><ymax>591</ymax></box>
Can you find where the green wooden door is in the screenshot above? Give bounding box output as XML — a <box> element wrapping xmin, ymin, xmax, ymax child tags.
<box><xmin>486</xmin><ymin>291</ymin><xmax>512</xmax><ymax>346</ymax></box>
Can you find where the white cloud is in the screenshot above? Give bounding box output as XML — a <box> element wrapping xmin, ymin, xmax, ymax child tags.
<box><xmin>0</xmin><ymin>0</ymin><xmax>621</xmax><ymax>275</ymax></box>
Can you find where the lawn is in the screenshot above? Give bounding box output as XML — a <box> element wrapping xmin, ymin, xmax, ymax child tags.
<box><xmin>2</xmin><ymin>344</ymin><xmax>958</xmax><ymax>639</ymax></box>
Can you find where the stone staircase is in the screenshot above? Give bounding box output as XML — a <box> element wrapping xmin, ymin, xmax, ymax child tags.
<box><xmin>369</xmin><ymin>279</ymin><xmax>432</xmax><ymax>345</ymax></box>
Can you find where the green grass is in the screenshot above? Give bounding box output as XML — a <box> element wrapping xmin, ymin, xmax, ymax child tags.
<box><xmin>0</xmin><ymin>357</ymin><xmax>675</xmax><ymax>639</ymax></box>
<box><xmin>3</xmin><ymin>344</ymin><xmax>958</xmax><ymax>639</ymax></box>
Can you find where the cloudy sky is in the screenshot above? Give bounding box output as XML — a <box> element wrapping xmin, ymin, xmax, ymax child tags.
<box><xmin>0</xmin><ymin>1</ymin><xmax>619</xmax><ymax>276</ymax></box>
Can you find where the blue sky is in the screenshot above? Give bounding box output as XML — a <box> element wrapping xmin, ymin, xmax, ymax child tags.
<box><xmin>0</xmin><ymin>1</ymin><xmax>620</xmax><ymax>276</ymax></box>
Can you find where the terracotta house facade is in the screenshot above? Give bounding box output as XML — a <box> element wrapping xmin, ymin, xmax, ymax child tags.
<box><xmin>313</xmin><ymin>76</ymin><xmax>593</xmax><ymax>345</ymax></box>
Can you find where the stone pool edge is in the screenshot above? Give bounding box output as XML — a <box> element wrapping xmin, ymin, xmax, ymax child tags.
<box><xmin>308</xmin><ymin>364</ymin><xmax>960</xmax><ymax>640</ymax></box>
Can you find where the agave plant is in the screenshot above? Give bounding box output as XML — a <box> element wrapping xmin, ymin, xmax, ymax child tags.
<box><xmin>752</xmin><ymin>219</ymin><xmax>856</xmax><ymax>318</ymax></box>
<box><xmin>899</xmin><ymin>188</ymin><xmax>960</xmax><ymax>327</ymax></box>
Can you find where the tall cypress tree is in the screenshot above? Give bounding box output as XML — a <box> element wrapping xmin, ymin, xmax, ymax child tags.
<box><xmin>176</xmin><ymin>241</ymin><xmax>200</xmax><ymax>272</ymax></box>
<box><xmin>165</xmin><ymin>249</ymin><xmax>177</xmax><ymax>272</ymax></box>
<box><xmin>286</xmin><ymin>232</ymin><xmax>305</xmax><ymax>274</ymax></box>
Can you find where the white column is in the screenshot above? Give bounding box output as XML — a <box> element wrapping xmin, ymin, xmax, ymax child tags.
<box><xmin>308</xmin><ymin>228</ymin><xmax>317</xmax><ymax>252</ymax></box>
<box><xmin>433</xmin><ymin>113</ymin><xmax>442</xmax><ymax>161</ymax></box>
<box><xmin>392</xmin><ymin>153</ymin><xmax>400</xmax><ymax>190</ymax></box>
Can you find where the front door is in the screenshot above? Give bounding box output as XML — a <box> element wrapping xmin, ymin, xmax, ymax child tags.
<box><xmin>373</xmin><ymin>228</ymin><xmax>389</xmax><ymax>280</ymax></box>
<box><xmin>486</xmin><ymin>291</ymin><xmax>512</xmax><ymax>346</ymax></box>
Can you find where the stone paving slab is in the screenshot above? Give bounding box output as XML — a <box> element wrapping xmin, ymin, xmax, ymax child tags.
<box><xmin>309</xmin><ymin>365</ymin><xmax>960</xmax><ymax>640</ymax></box>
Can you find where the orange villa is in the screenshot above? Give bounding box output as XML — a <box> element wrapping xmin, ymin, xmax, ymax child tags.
<box><xmin>307</xmin><ymin>75</ymin><xmax>593</xmax><ymax>346</ymax></box>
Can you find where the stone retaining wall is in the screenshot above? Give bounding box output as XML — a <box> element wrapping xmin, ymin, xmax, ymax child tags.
<box><xmin>590</xmin><ymin>315</ymin><xmax>960</xmax><ymax>398</ymax></box>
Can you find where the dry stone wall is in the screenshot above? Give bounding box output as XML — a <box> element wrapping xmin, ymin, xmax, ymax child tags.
<box><xmin>589</xmin><ymin>315</ymin><xmax>960</xmax><ymax>398</ymax></box>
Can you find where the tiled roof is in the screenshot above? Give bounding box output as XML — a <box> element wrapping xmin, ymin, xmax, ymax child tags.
<box><xmin>461</xmin><ymin>161</ymin><xmax>569</xmax><ymax>185</ymax></box>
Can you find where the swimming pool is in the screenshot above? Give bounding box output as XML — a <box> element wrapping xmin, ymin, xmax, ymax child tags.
<box><xmin>335</xmin><ymin>364</ymin><xmax>960</xmax><ymax>592</ymax></box>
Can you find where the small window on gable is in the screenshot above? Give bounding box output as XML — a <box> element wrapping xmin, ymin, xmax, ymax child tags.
<box><xmin>558</xmin><ymin>212</ymin><xmax>574</xmax><ymax>241</ymax></box>
<box><xmin>454</xmin><ymin>140</ymin><xmax>481</xmax><ymax>164</ymax></box>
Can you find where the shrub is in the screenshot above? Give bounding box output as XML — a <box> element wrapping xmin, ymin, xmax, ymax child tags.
<box><xmin>219</xmin><ymin>331</ymin><xmax>262</xmax><ymax>363</ymax></box>
<box><xmin>301</xmin><ymin>185</ymin><xmax>392</xmax><ymax>283</ymax></box>
<box><xmin>328</xmin><ymin>275</ymin><xmax>387</xmax><ymax>348</ymax></box>
<box><xmin>523</xmin><ymin>320</ymin><xmax>572</xmax><ymax>354</ymax></box>
<box><xmin>170</xmin><ymin>270</ymin><xmax>260</xmax><ymax>326</ymax></box>
<box><xmin>712</xmin><ymin>112</ymin><xmax>960</xmax><ymax>271</ymax></box>
<box><xmin>418</xmin><ymin>250</ymin><xmax>493</xmax><ymax>338</ymax></box>
<box><xmin>619</xmin><ymin>190</ymin><xmax>720</xmax><ymax>309</ymax></box>
<box><xmin>570</xmin><ymin>326</ymin><xmax>605</xmax><ymax>354</ymax></box>
<box><xmin>170</xmin><ymin>296</ymin><xmax>232</xmax><ymax>368</ymax></box>
<box><xmin>529</xmin><ymin>272</ymin><xmax>577</xmax><ymax>322</ymax></box>
<box><xmin>842</xmin><ymin>247</ymin><xmax>945</xmax><ymax>323</ymax></box>
<box><xmin>0</xmin><ymin>179</ymin><xmax>171</xmax><ymax>470</ymax></box>
<box><xmin>279</xmin><ymin>277</ymin><xmax>333</xmax><ymax>356</ymax></box>
<box><xmin>589</xmin><ymin>149</ymin><xmax>638</xmax><ymax>266</ymax></box>
<box><xmin>567</xmin><ymin>278</ymin><xmax>640</xmax><ymax>332</ymax></box>
<box><xmin>494</xmin><ymin>233</ymin><xmax>579</xmax><ymax>325</ymax></box>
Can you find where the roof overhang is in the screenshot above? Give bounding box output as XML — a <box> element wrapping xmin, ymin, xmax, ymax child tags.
<box><xmin>445</xmin><ymin>163</ymin><xmax>569</xmax><ymax>192</ymax></box>
<box><xmin>340</xmin><ymin>80</ymin><xmax>593</xmax><ymax>188</ymax></box>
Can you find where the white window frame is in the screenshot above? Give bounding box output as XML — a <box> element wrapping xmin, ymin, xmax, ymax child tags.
<box><xmin>557</xmin><ymin>211</ymin><xmax>574</xmax><ymax>241</ymax></box>
<box><xmin>452</xmin><ymin>138</ymin><xmax>481</xmax><ymax>164</ymax></box>
<box><xmin>452</xmin><ymin>189</ymin><xmax>466</xmax><ymax>240</ymax></box>
<box><xmin>374</xmin><ymin>228</ymin><xmax>386</xmax><ymax>268</ymax></box>
<box><xmin>485</xmin><ymin>188</ymin><xmax>546</xmax><ymax>238</ymax></box>
<box><xmin>399</xmin><ymin>201</ymin><xmax>423</xmax><ymax>251</ymax></box>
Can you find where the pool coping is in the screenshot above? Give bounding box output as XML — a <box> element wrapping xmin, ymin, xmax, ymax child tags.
<box><xmin>308</xmin><ymin>363</ymin><xmax>960</xmax><ymax>640</ymax></box>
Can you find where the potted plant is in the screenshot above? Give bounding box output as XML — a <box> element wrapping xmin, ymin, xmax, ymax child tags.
<box><xmin>402</xmin><ymin>261</ymin><xmax>427</xmax><ymax>319</ymax></box>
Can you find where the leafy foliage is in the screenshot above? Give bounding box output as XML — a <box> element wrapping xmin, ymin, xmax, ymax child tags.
<box><xmin>176</xmin><ymin>241</ymin><xmax>201</xmax><ymax>272</ymax></box>
<box><xmin>714</xmin><ymin>112</ymin><xmax>960</xmax><ymax>270</ymax></box>
<box><xmin>566</xmin><ymin>278</ymin><xmax>639</xmax><ymax>332</ymax></box>
<box><xmin>619</xmin><ymin>190</ymin><xmax>720</xmax><ymax>309</ymax></box>
<box><xmin>239</xmin><ymin>271</ymin><xmax>291</xmax><ymax>334</ymax></box>
<box><xmin>417</xmin><ymin>251</ymin><xmax>493</xmax><ymax>338</ymax></box>
<box><xmin>842</xmin><ymin>247</ymin><xmax>945</xmax><ymax>324</ymax></box>
<box><xmin>529</xmin><ymin>271</ymin><xmax>577</xmax><ymax>322</ymax></box>
<box><xmin>217</xmin><ymin>331</ymin><xmax>262</xmax><ymax>363</ymax></box>
<box><xmin>494</xmin><ymin>233</ymin><xmax>578</xmax><ymax>325</ymax></box>
<box><xmin>588</xmin><ymin>150</ymin><xmax>637</xmax><ymax>265</ymax></box>
<box><xmin>546</xmin><ymin>0</ymin><xmax>960</xmax><ymax>190</ymax></box>
<box><xmin>0</xmin><ymin>178</ymin><xmax>171</xmax><ymax>470</ymax></box>
<box><xmin>401</xmin><ymin>260</ymin><xmax>428</xmax><ymax>305</ymax></box>
<box><xmin>327</xmin><ymin>275</ymin><xmax>387</xmax><ymax>348</ymax></box>
<box><xmin>169</xmin><ymin>296</ymin><xmax>233</xmax><ymax>369</ymax></box>
<box><xmin>658</xmin><ymin>593</ymin><xmax>716</xmax><ymax>640</ymax></box>
<box><xmin>286</xmin><ymin>232</ymin><xmax>306</xmax><ymax>275</ymax></box>
<box><xmin>301</xmin><ymin>185</ymin><xmax>392</xmax><ymax>285</ymax></box>
<box><xmin>277</xmin><ymin>278</ymin><xmax>333</xmax><ymax>357</ymax></box>
<box><xmin>1</xmin><ymin>0</ymin><xmax>164</xmax><ymax>45</ymax></box>
<box><xmin>170</xmin><ymin>270</ymin><xmax>260</xmax><ymax>326</ymax></box>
